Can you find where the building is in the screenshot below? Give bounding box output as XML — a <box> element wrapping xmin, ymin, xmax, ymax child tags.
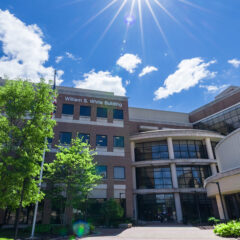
<box><xmin>205</xmin><ymin>128</ymin><xmax>240</xmax><ymax>220</ymax></box>
<box><xmin>0</xmin><ymin>84</ymin><xmax>240</xmax><ymax>225</ymax></box>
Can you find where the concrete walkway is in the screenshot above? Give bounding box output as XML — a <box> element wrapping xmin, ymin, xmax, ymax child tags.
<box><xmin>82</xmin><ymin>226</ymin><xmax>236</xmax><ymax>240</ymax></box>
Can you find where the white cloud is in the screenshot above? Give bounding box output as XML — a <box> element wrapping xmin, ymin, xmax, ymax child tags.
<box><xmin>0</xmin><ymin>10</ymin><xmax>63</xmax><ymax>84</ymax></box>
<box><xmin>73</xmin><ymin>70</ymin><xmax>126</xmax><ymax>96</ymax></box>
<box><xmin>200</xmin><ymin>84</ymin><xmax>229</xmax><ymax>93</ymax></box>
<box><xmin>228</xmin><ymin>58</ymin><xmax>240</xmax><ymax>68</ymax></box>
<box><xmin>139</xmin><ymin>66</ymin><xmax>158</xmax><ymax>77</ymax></box>
<box><xmin>65</xmin><ymin>51</ymin><xmax>81</xmax><ymax>61</ymax></box>
<box><xmin>125</xmin><ymin>80</ymin><xmax>130</xmax><ymax>86</ymax></box>
<box><xmin>55</xmin><ymin>56</ymin><xmax>63</xmax><ymax>64</ymax></box>
<box><xmin>116</xmin><ymin>53</ymin><xmax>142</xmax><ymax>73</ymax></box>
<box><xmin>154</xmin><ymin>58</ymin><xmax>217</xmax><ymax>100</ymax></box>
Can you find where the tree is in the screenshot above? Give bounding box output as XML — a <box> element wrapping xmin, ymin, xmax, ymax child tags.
<box><xmin>46</xmin><ymin>138</ymin><xmax>102</xmax><ymax>225</ymax></box>
<box><xmin>100</xmin><ymin>199</ymin><xmax>124</xmax><ymax>226</ymax></box>
<box><xmin>0</xmin><ymin>79</ymin><xmax>56</xmax><ymax>239</ymax></box>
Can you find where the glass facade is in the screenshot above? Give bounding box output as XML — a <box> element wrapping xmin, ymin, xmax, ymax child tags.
<box><xmin>137</xmin><ymin>194</ymin><xmax>176</xmax><ymax>222</ymax></box>
<box><xmin>78</xmin><ymin>133</ymin><xmax>90</xmax><ymax>143</ymax></box>
<box><xmin>96</xmin><ymin>165</ymin><xmax>107</xmax><ymax>179</ymax></box>
<box><xmin>62</xmin><ymin>104</ymin><xmax>74</xmax><ymax>115</ymax></box>
<box><xmin>211</xmin><ymin>141</ymin><xmax>218</xmax><ymax>159</ymax></box>
<box><xmin>97</xmin><ymin>107</ymin><xmax>107</xmax><ymax>118</ymax></box>
<box><xmin>225</xmin><ymin>193</ymin><xmax>240</xmax><ymax>220</ymax></box>
<box><xmin>80</xmin><ymin>106</ymin><xmax>91</xmax><ymax>117</ymax></box>
<box><xmin>135</xmin><ymin>141</ymin><xmax>169</xmax><ymax>162</ymax></box>
<box><xmin>176</xmin><ymin>165</ymin><xmax>211</xmax><ymax>188</ymax></box>
<box><xmin>136</xmin><ymin>167</ymin><xmax>172</xmax><ymax>189</ymax></box>
<box><xmin>173</xmin><ymin>140</ymin><xmax>208</xmax><ymax>159</ymax></box>
<box><xmin>113</xmin><ymin>109</ymin><xmax>124</xmax><ymax>120</ymax></box>
<box><xmin>113</xmin><ymin>136</ymin><xmax>124</xmax><ymax>148</ymax></box>
<box><xmin>59</xmin><ymin>132</ymin><xmax>72</xmax><ymax>144</ymax></box>
<box><xmin>194</xmin><ymin>103</ymin><xmax>240</xmax><ymax>135</ymax></box>
<box><xmin>114</xmin><ymin>167</ymin><xmax>125</xmax><ymax>179</ymax></box>
<box><xmin>181</xmin><ymin>193</ymin><xmax>213</xmax><ymax>223</ymax></box>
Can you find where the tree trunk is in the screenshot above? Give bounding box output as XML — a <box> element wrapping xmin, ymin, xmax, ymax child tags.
<box><xmin>14</xmin><ymin>180</ymin><xmax>25</xmax><ymax>240</ymax></box>
<box><xmin>63</xmin><ymin>188</ymin><xmax>73</xmax><ymax>226</ymax></box>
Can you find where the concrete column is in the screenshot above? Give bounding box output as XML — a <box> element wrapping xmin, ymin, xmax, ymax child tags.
<box><xmin>174</xmin><ymin>193</ymin><xmax>183</xmax><ymax>223</ymax></box>
<box><xmin>205</xmin><ymin>137</ymin><xmax>214</xmax><ymax>159</ymax></box>
<box><xmin>130</xmin><ymin>141</ymin><xmax>135</xmax><ymax>162</ymax></box>
<box><xmin>170</xmin><ymin>163</ymin><xmax>178</xmax><ymax>188</ymax></box>
<box><xmin>216</xmin><ymin>194</ymin><xmax>227</xmax><ymax>220</ymax></box>
<box><xmin>211</xmin><ymin>164</ymin><xmax>218</xmax><ymax>175</ymax></box>
<box><xmin>167</xmin><ymin>137</ymin><xmax>174</xmax><ymax>159</ymax></box>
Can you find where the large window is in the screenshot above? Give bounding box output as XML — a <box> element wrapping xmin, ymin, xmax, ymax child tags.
<box><xmin>96</xmin><ymin>135</ymin><xmax>107</xmax><ymax>147</ymax></box>
<box><xmin>80</xmin><ymin>106</ymin><xmax>91</xmax><ymax>117</ymax></box>
<box><xmin>113</xmin><ymin>109</ymin><xmax>124</xmax><ymax>120</ymax></box>
<box><xmin>194</xmin><ymin>103</ymin><xmax>240</xmax><ymax>135</ymax></box>
<box><xmin>173</xmin><ymin>140</ymin><xmax>208</xmax><ymax>159</ymax></box>
<box><xmin>135</xmin><ymin>141</ymin><xmax>169</xmax><ymax>162</ymax></box>
<box><xmin>78</xmin><ymin>133</ymin><xmax>90</xmax><ymax>143</ymax></box>
<box><xmin>97</xmin><ymin>107</ymin><xmax>107</xmax><ymax>118</ymax></box>
<box><xmin>96</xmin><ymin>165</ymin><xmax>107</xmax><ymax>179</ymax></box>
<box><xmin>176</xmin><ymin>165</ymin><xmax>211</xmax><ymax>188</ymax></box>
<box><xmin>114</xmin><ymin>167</ymin><xmax>125</xmax><ymax>179</ymax></box>
<box><xmin>62</xmin><ymin>104</ymin><xmax>74</xmax><ymax>115</ymax></box>
<box><xmin>59</xmin><ymin>132</ymin><xmax>72</xmax><ymax>144</ymax></box>
<box><xmin>113</xmin><ymin>136</ymin><xmax>124</xmax><ymax>148</ymax></box>
<box><xmin>136</xmin><ymin>167</ymin><xmax>172</xmax><ymax>189</ymax></box>
<box><xmin>137</xmin><ymin>194</ymin><xmax>176</xmax><ymax>222</ymax></box>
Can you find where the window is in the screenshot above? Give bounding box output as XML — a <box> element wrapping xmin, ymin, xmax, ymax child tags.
<box><xmin>113</xmin><ymin>136</ymin><xmax>124</xmax><ymax>148</ymax></box>
<box><xmin>114</xmin><ymin>167</ymin><xmax>125</xmax><ymax>179</ymax></box>
<box><xmin>176</xmin><ymin>165</ymin><xmax>211</xmax><ymax>188</ymax></box>
<box><xmin>136</xmin><ymin>167</ymin><xmax>172</xmax><ymax>189</ymax></box>
<box><xmin>80</xmin><ymin>106</ymin><xmax>91</xmax><ymax>117</ymax></box>
<box><xmin>113</xmin><ymin>109</ymin><xmax>124</xmax><ymax>120</ymax></box>
<box><xmin>78</xmin><ymin>133</ymin><xmax>90</xmax><ymax>143</ymax></box>
<box><xmin>173</xmin><ymin>140</ymin><xmax>208</xmax><ymax>159</ymax></box>
<box><xmin>62</xmin><ymin>104</ymin><xmax>74</xmax><ymax>115</ymax></box>
<box><xmin>59</xmin><ymin>132</ymin><xmax>72</xmax><ymax>144</ymax></box>
<box><xmin>96</xmin><ymin>165</ymin><xmax>107</xmax><ymax>179</ymax></box>
<box><xmin>97</xmin><ymin>107</ymin><xmax>107</xmax><ymax>118</ymax></box>
<box><xmin>211</xmin><ymin>141</ymin><xmax>218</xmax><ymax>159</ymax></box>
<box><xmin>135</xmin><ymin>141</ymin><xmax>169</xmax><ymax>162</ymax></box>
<box><xmin>96</xmin><ymin>135</ymin><xmax>107</xmax><ymax>147</ymax></box>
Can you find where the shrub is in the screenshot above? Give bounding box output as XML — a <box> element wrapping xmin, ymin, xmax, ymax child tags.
<box><xmin>214</xmin><ymin>221</ymin><xmax>240</xmax><ymax>237</ymax></box>
<box><xmin>208</xmin><ymin>217</ymin><xmax>220</xmax><ymax>225</ymax></box>
<box><xmin>100</xmin><ymin>199</ymin><xmax>124</xmax><ymax>226</ymax></box>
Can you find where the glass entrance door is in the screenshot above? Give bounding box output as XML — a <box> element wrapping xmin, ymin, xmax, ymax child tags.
<box><xmin>137</xmin><ymin>194</ymin><xmax>176</xmax><ymax>222</ymax></box>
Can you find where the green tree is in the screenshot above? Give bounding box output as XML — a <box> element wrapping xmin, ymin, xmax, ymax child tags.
<box><xmin>46</xmin><ymin>137</ymin><xmax>102</xmax><ymax>225</ymax></box>
<box><xmin>100</xmin><ymin>199</ymin><xmax>124</xmax><ymax>226</ymax></box>
<box><xmin>0</xmin><ymin>79</ymin><xmax>56</xmax><ymax>239</ymax></box>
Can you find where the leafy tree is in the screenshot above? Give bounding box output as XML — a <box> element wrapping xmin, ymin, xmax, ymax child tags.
<box><xmin>0</xmin><ymin>79</ymin><xmax>56</xmax><ymax>238</ymax></box>
<box><xmin>46</xmin><ymin>138</ymin><xmax>102</xmax><ymax>225</ymax></box>
<box><xmin>100</xmin><ymin>199</ymin><xmax>124</xmax><ymax>226</ymax></box>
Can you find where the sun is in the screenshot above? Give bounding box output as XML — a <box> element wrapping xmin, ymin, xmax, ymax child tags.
<box><xmin>70</xmin><ymin>0</ymin><xmax>206</xmax><ymax>55</ymax></box>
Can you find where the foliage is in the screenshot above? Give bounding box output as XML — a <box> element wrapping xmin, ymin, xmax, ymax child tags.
<box><xmin>100</xmin><ymin>199</ymin><xmax>124</xmax><ymax>226</ymax></box>
<box><xmin>214</xmin><ymin>221</ymin><xmax>240</xmax><ymax>237</ymax></box>
<box><xmin>46</xmin><ymin>138</ymin><xmax>102</xmax><ymax>225</ymax></box>
<box><xmin>208</xmin><ymin>217</ymin><xmax>220</xmax><ymax>225</ymax></box>
<box><xmin>0</xmin><ymin>79</ymin><xmax>56</xmax><ymax>210</ymax></box>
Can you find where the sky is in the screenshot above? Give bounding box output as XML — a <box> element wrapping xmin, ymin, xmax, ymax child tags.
<box><xmin>0</xmin><ymin>0</ymin><xmax>240</xmax><ymax>113</ymax></box>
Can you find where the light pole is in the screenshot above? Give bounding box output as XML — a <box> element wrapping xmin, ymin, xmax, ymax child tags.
<box><xmin>30</xmin><ymin>70</ymin><xmax>57</xmax><ymax>238</ymax></box>
<box><xmin>209</xmin><ymin>182</ymin><xmax>227</xmax><ymax>221</ymax></box>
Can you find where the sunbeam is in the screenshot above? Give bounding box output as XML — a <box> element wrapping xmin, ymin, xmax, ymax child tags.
<box><xmin>138</xmin><ymin>0</ymin><xmax>144</xmax><ymax>53</ymax></box>
<box><xmin>145</xmin><ymin>0</ymin><xmax>170</xmax><ymax>48</ymax></box>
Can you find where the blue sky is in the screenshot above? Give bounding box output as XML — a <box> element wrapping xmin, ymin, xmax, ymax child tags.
<box><xmin>0</xmin><ymin>0</ymin><xmax>240</xmax><ymax>112</ymax></box>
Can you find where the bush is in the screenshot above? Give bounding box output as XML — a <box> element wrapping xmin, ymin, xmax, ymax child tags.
<box><xmin>208</xmin><ymin>217</ymin><xmax>220</xmax><ymax>225</ymax></box>
<box><xmin>100</xmin><ymin>199</ymin><xmax>124</xmax><ymax>226</ymax></box>
<box><xmin>214</xmin><ymin>221</ymin><xmax>240</xmax><ymax>237</ymax></box>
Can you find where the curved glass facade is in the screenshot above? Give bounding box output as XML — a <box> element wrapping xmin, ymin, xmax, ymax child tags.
<box><xmin>136</xmin><ymin>167</ymin><xmax>172</xmax><ymax>189</ymax></box>
<box><xmin>135</xmin><ymin>141</ymin><xmax>169</xmax><ymax>162</ymax></box>
<box><xmin>173</xmin><ymin>140</ymin><xmax>208</xmax><ymax>159</ymax></box>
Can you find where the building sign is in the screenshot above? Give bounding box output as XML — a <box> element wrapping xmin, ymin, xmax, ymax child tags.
<box><xmin>65</xmin><ymin>96</ymin><xmax>122</xmax><ymax>108</ymax></box>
